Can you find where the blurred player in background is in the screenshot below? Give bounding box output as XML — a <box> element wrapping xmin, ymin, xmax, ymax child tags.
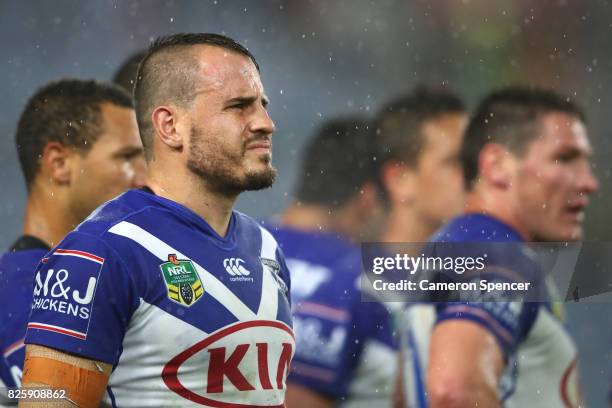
<box><xmin>372</xmin><ymin>85</ymin><xmax>467</xmax><ymax>407</ymax></box>
<box><xmin>374</xmin><ymin>85</ymin><xmax>467</xmax><ymax>245</ymax></box>
<box><xmin>0</xmin><ymin>79</ymin><xmax>145</xmax><ymax>395</ymax></box>
<box><xmin>20</xmin><ymin>33</ymin><xmax>293</xmax><ymax>407</ymax></box>
<box><xmin>112</xmin><ymin>50</ymin><xmax>146</xmax><ymax>93</ymax></box>
<box><xmin>402</xmin><ymin>87</ymin><xmax>598</xmax><ymax>408</ymax></box>
<box><xmin>269</xmin><ymin>117</ymin><xmax>397</xmax><ymax>407</ymax></box>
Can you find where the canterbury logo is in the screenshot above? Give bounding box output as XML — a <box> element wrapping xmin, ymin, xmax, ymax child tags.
<box><xmin>223</xmin><ymin>258</ymin><xmax>250</xmax><ymax>276</ymax></box>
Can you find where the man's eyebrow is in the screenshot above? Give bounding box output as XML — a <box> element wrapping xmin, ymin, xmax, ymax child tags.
<box><xmin>226</xmin><ymin>96</ymin><xmax>256</xmax><ymax>105</ymax></box>
<box><xmin>113</xmin><ymin>146</ymin><xmax>144</xmax><ymax>157</ymax></box>
<box><xmin>225</xmin><ymin>95</ymin><xmax>270</xmax><ymax>107</ymax></box>
<box><xmin>556</xmin><ymin>144</ymin><xmax>593</xmax><ymax>157</ymax></box>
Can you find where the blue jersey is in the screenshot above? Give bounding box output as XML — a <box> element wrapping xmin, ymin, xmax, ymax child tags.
<box><xmin>402</xmin><ymin>214</ymin><xmax>581</xmax><ymax>408</ymax></box>
<box><xmin>268</xmin><ymin>225</ymin><xmax>397</xmax><ymax>407</ymax></box>
<box><xmin>0</xmin><ymin>236</ymin><xmax>49</xmax><ymax>389</ymax></box>
<box><xmin>25</xmin><ymin>189</ymin><xmax>294</xmax><ymax>407</ymax></box>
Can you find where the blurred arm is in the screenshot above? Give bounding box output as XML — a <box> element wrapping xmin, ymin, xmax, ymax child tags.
<box><xmin>286</xmin><ymin>383</ymin><xmax>334</xmax><ymax>408</ymax></box>
<box><xmin>427</xmin><ymin>320</ymin><xmax>504</xmax><ymax>408</ymax></box>
<box><xmin>18</xmin><ymin>344</ymin><xmax>111</xmax><ymax>408</ymax></box>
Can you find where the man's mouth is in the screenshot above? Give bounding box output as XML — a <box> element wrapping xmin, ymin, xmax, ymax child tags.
<box><xmin>565</xmin><ymin>201</ymin><xmax>588</xmax><ymax>222</ymax></box>
<box><xmin>246</xmin><ymin>141</ymin><xmax>271</xmax><ymax>153</ymax></box>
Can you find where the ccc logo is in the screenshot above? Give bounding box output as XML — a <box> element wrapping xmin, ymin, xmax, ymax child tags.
<box><xmin>223</xmin><ymin>258</ymin><xmax>251</xmax><ymax>276</ymax></box>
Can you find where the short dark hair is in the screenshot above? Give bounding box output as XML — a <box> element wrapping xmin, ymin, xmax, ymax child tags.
<box><xmin>374</xmin><ymin>85</ymin><xmax>466</xmax><ymax>167</ymax></box>
<box><xmin>134</xmin><ymin>33</ymin><xmax>258</xmax><ymax>160</ymax></box>
<box><xmin>15</xmin><ymin>79</ymin><xmax>133</xmax><ymax>189</ymax></box>
<box><xmin>295</xmin><ymin>116</ymin><xmax>376</xmax><ymax>207</ymax></box>
<box><xmin>112</xmin><ymin>50</ymin><xmax>146</xmax><ymax>93</ymax></box>
<box><xmin>373</xmin><ymin>85</ymin><xmax>466</xmax><ymax>201</ymax></box>
<box><xmin>462</xmin><ymin>86</ymin><xmax>587</xmax><ymax>186</ymax></box>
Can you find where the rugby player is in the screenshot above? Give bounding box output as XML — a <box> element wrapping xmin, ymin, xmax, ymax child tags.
<box><xmin>372</xmin><ymin>86</ymin><xmax>467</xmax><ymax>407</ymax></box>
<box><xmin>0</xmin><ymin>79</ymin><xmax>145</xmax><ymax>394</ymax></box>
<box><xmin>268</xmin><ymin>117</ymin><xmax>396</xmax><ymax>407</ymax></box>
<box><xmin>112</xmin><ymin>50</ymin><xmax>146</xmax><ymax>93</ymax></box>
<box><xmin>374</xmin><ymin>85</ymin><xmax>467</xmax><ymax>245</ymax></box>
<box><xmin>402</xmin><ymin>87</ymin><xmax>598</xmax><ymax>407</ymax></box>
<box><xmin>19</xmin><ymin>33</ymin><xmax>293</xmax><ymax>407</ymax></box>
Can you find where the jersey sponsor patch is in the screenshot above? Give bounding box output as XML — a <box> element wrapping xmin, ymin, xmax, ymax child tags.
<box><xmin>28</xmin><ymin>249</ymin><xmax>103</xmax><ymax>340</ymax></box>
<box><xmin>160</xmin><ymin>254</ymin><xmax>204</xmax><ymax>307</ymax></box>
<box><xmin>162</xmin><ymin>320</ymin><xmax>295</xmax><ymax>407</ymax></box>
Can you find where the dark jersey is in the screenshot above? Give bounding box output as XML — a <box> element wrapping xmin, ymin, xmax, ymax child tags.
<box><xmin>269</xmin><ymin>225</ymin><xmax>397</xmax><ymax>407</ymax></box>
<box><xmin>0</xmin><ymin>236</ymin><xmax>49</xmax><ymax>389</ymax></box>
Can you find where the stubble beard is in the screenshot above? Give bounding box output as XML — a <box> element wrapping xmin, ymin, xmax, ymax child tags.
<box><xmin>186</xmin><ymin>126</ymin><xmax>277</xmax><ymax>196</ymax></box>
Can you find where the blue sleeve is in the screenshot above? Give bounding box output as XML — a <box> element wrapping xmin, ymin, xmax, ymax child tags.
<box><xmin>430</xmin><ymin>241</ymin><xmax>541</xmax><ymax>357</ymax></box>
<box><xmin>289</xmin><ymin>299</ymin><xmax>355</xmax><ymax>398</ymax></box>
<box><xmin>288</xmin><ymin>275</ymin><xmax>397</xmax><ymax>399</ymax></box>
<box><xmin>24</xmin><ymin>232</ymin><xmax>139</xmax><ymax>365</ymax></box>
<box><xmin>436</xmin><ymin>300</ymin><xmax>539</xmax><ymax>356</ymax></box>
<box><xmin>357</xmin><ymin>297</ymin><xmax>397</xmax><ymax>349</ymax></box>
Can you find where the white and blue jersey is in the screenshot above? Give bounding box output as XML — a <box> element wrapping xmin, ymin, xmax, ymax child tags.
<box><xmin>25</xmin><ymin>188</ymin><xmax>294</xmax><ymax>407</ymax></box>
<box><xmin>0</xmin><ymin>236</ymin><xmax>50</xmax><ymax>391</ymax></box>
<box><xmin>268</xmin><ymin>226</ymin><xmax>398</xmax><ymax>408</ymax></box>
<box><xmin>402</xmin><ymin>214</ymin><xmax>581</xmax><ymax>408</ymax></box>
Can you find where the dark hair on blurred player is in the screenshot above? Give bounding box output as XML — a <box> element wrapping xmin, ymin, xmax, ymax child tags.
<box><xmin>0</xmin><ymin>78</ymin><xmax>145</xmax><ymax>393</ymax></box>
<box><xmin>375</xmin><ymin>85</ymin><xmax>466</xmax><ymax>170</ymax></box>
<box><xmin>112</xmin><ymin>50</ymin><xmax>146</xmax><ymax>93</ymax></box>
<box><xmin>462</xmin><ymin>86</ymin><xmax>586</xmax><ymax>187</ymax></box>
<box><xmin>285</xmin><ymin>116</ymin><xmax>382</xmax><ymax>241</ymax></box>
<box><xmin>295</xmin><ymin>118</ymin><xmax>375</xmax><ymax>204</ymax></box>
<box><xmin>134</xmin><ymin>33</ymin><xmax>258</xmax><ymax>160</ymax></box>
<box><xmin>271</xmin><ymin>116</ymin><xmax>396</xmax><ymax>408</ymax></box>
<box><xmin>16</xmin><ymin>79</ymin><xmax>134</xmax><ymax>190</ymax></box>
<box><xmin>374</xmin><ymin>84</ymin><xmax>468</xmax><ymax>243</ymax></box>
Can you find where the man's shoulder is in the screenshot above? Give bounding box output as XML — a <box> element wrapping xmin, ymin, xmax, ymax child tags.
<box><xmin>266</xmin><ymin>224</ymin><xmax>358</xmax><ymax>265</ymax></box>
<box><xmin>74</xmin><ymin>189</ymin><xmax>174</xmax><ymax>241</ymax></box>
<box><xmin>0</xmin><ymin>247</ymin><xmax>47</xmax><ymax>326</ymax></box>
<box><xmin>234</xmin><ymin>211</ymin><xmax>274</xmax><ymax>238</ymax></box>
<box><xmin>0</xmin><ymin>247</ymin><xmax>48</xmax><ymax>274</ymax></box>
<box><xmin>432</xmin><ymin>213</ymin><xmax>524</xmax><ymax>243</ymax></box>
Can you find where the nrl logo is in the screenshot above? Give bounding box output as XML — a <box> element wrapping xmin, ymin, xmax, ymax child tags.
<box><xmin>160</xmin><ymin>254</ymin><xmax>204</xmax><ymax>307</ymax></box>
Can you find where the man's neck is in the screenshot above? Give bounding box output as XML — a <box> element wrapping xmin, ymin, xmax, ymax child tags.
<box><xmin>22</xmin><ymin>189</ymin><xmax>76</xmax><ymax>248</ymax></box>
<box><xmin>464</xmin><ymin>186</ymin><xmax>531</xmax><ymax>241</ymax></box>
<box><xmin>379</xmin><ymin>207</ymin><xmax>438</xmax><ymax>243</ymax></box>
<box><xmin>147</xmin><ymin>167</ymin><xmax>236</xmax><ymax>237</ymax></box>
<box><xmin>280</xmin><ymin>204</ymin><xmax>333</xmax><ymax>233</ymax></box>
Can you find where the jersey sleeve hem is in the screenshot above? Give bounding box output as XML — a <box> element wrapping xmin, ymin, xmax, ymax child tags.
<box><xmin>288</xmin><ymin>361</ymin><xmax>346</xmax><ymax>399</ymax></box>
<box><xmin>436</xmin><ymin>305</ymin><xmax>513</xmax><ymax>356</ymax></box>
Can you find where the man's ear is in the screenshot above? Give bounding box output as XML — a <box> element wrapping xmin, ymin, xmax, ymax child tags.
<box><xmin>40</xmin><ymin>141</ymin><xmax>73</xmax><ymax>186</ymax></box>
<box><xmin>355</xmin><ymin>182</ymin><xmax>381</xmax><ymax>213</ymax></box>
<box><xmin>151</xmin><ymin>105</ymin><xmax>184</xmax><ymax>150</ymax></box>
<box><xmin>478</xmin><ymin>143</ymin><xmax>515</xmax><ymax>189</ymax></box>
<box><xmin>380</xmin><ymin>160</ymin><xmax>417</xmax><ymax>206</ymax></box>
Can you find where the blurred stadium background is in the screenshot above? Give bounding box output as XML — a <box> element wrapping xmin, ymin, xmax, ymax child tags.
<box><xmin>0</xmin><ymin>1</ymin><xmax>611</xmax><ymax>405</ymax></box>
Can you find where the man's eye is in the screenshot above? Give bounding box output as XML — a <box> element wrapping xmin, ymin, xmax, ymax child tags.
<box><xmin>556</xmin><ymin>153</ymin><xmax>577</xmax><ymax>163</ymax></box>
<box><xmin>119</xmin><ymin>151</ymin><xmax>142</xmax><ymax>160</ymax></box>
